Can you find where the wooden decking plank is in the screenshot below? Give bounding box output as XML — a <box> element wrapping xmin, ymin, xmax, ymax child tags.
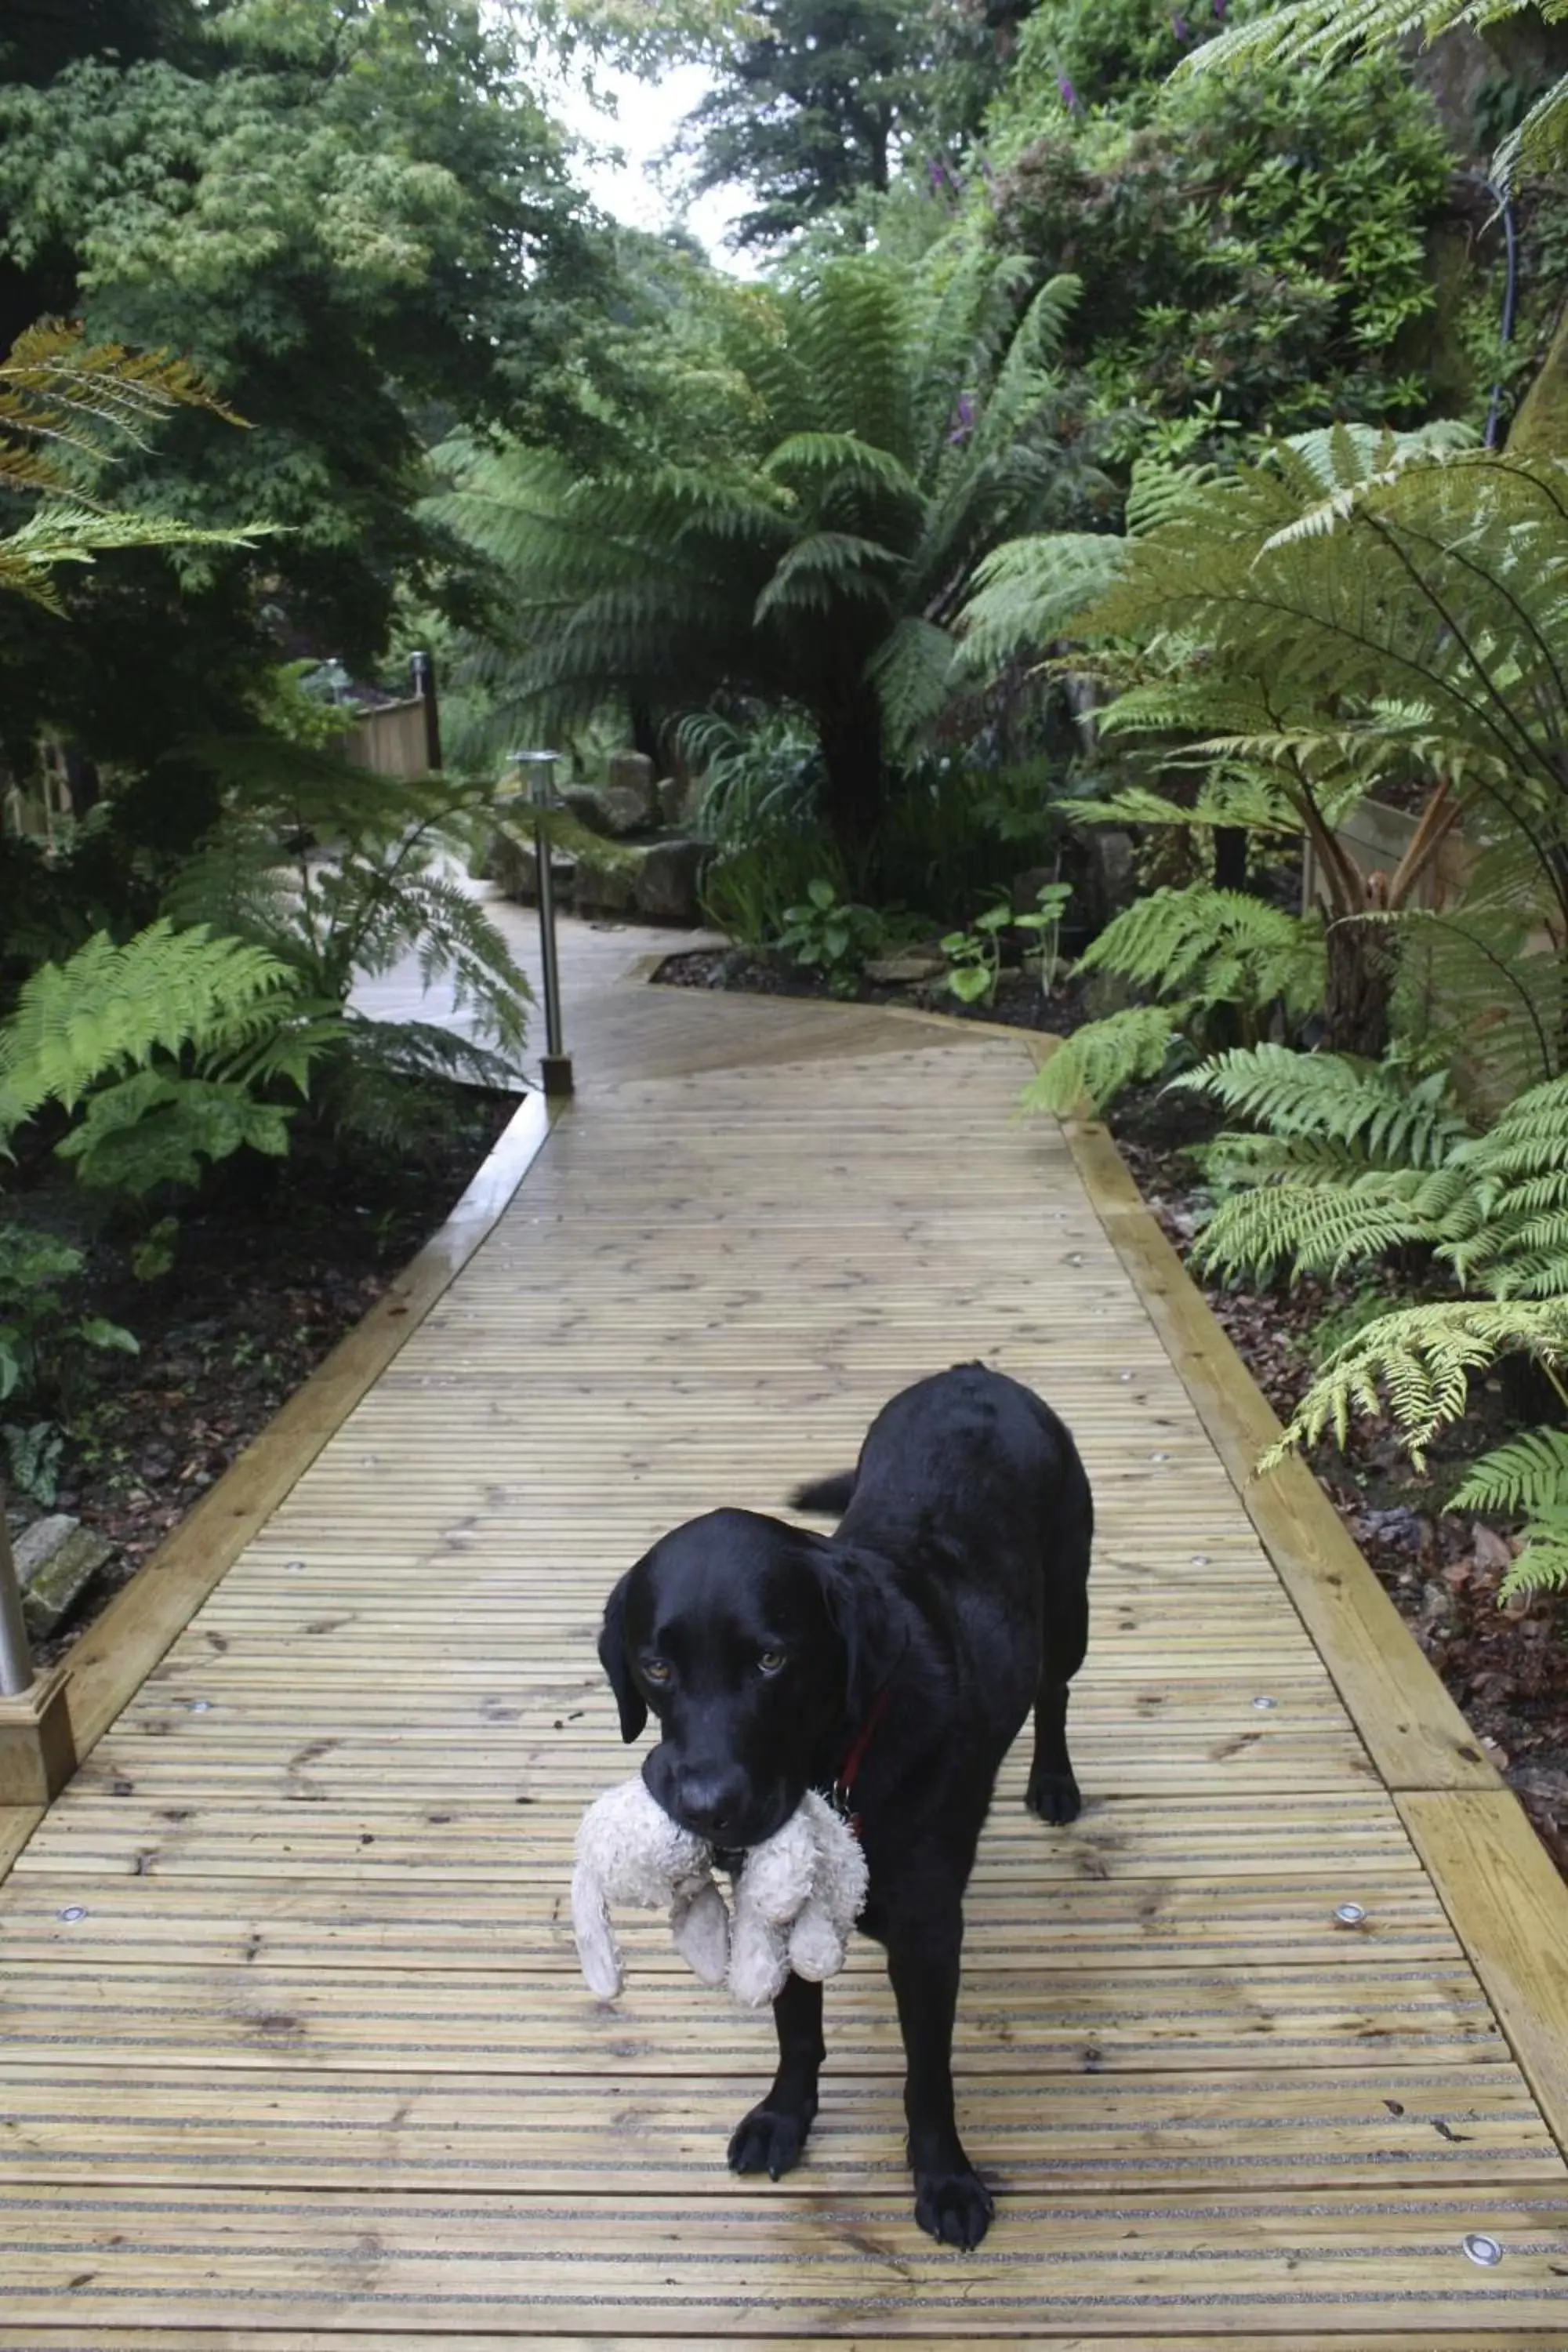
<box><xmin>1399</xmin><ymin>1794</ymin><xmax>1568</xmax><ymax>2163</ymax></box>
<box><xmin>0</xmin><ymin>1955</ymin><xmax>1506</xmax><ymax>2071</ymax></box>
<box><xmin>3</xmin><ymin>2183</ymin><xmax>1567</xmax><ymax>2333</ymax></box>
<box><xmin>0</xmin><ymin>2063</ymin><xmax>1558</xmax><ymax>2194</ymax></box>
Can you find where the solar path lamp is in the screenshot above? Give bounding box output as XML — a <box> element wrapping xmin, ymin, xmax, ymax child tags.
<box><xmin>505</xmin><ymin>750</ymin><xmax>573</xmax><ymax>1099</ymax></box>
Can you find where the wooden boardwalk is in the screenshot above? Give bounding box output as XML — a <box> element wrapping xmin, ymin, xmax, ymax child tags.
<box><xmin>4</xmin><ymin>935</ymin><xmax>1568</xmax><ymax>2346</ymax></box>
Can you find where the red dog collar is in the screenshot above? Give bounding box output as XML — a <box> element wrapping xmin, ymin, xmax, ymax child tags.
<box><xmin>831</xmin><ymin>1687</ymin><xmax>891</xmax><ymax>1828</ymax></box>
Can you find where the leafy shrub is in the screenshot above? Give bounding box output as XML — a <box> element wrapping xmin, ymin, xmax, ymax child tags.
<box><xmin>942</xmin><ymin>881</ymin><xmax>1071</xmax><ymax>1006</ymax></box>
<box><xmin>776</xmin><ymin>880</ymin><xmax>886</xmax><ymax>996</ymax></box>
<box><xmin>0</xmin><ymin>1225</ymin><xmax>137</xmax><ymax>1417</ymax></box>
<box><xmin>989</xmin><ymin>32</ymin><xmax>1456</xmax><ymax>448</ymax></box>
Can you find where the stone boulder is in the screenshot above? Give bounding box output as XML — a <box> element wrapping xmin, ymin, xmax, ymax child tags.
<box><xmin>14</xmin><ymin>1513</ymin><xmax>113</xmax><ymax>1639</ymax></box>
<box><xmin>575</xmin><ymin>861</ymin><xmax>640</xmax><ymax>917</ymax></box>
<box><xmin>655</xmin><ymin>772</ymin><xmax>703</xmax><ymax>829</ymax></box>
<box><xmin>561</xmin><ymin>783</ymin><xmax>652</xmax><ymax>839</ymax></box>
<box><xmin>605</xmin><ymin>750</ymin><xmax>657</xmax><ymax>826</ymax></box>
<box><xmin>633</xmin><ymin>838</ymin><xmax>710</xmax><ymax>923</ymax></box>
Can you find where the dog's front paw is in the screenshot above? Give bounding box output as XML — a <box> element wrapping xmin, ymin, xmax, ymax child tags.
<box><xmin>913</xmin><ymin>2162</ymin><xmax>995</xmax><ymax>2249</ymax></box>
<box><xmin>1025</xmin><ymin>1767</ymin><xmax>1081</xmax><ymax>1826</ymax></box>
<box><xmin>728</xmin><ymin>2098</ymin><xmax>815</xmax><ymax>2181</ymax></box>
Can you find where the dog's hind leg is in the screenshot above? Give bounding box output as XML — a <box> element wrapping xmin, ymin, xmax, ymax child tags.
<box><xmin>1025</xmin><ymin>1457</ymin><xmax>1091</xmax><ymax>1828</ymax></box>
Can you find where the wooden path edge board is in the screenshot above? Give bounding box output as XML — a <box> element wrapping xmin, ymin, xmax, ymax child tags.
<box><xmin>1055</xmin><ymin>1088</ymin><xmax>1568</xmax><ymax>2162</ymax></box>
<box><xmin>0</xmin><ymin>1089</ymin><xmax>557</xmax><ymax>1880</ymax></box>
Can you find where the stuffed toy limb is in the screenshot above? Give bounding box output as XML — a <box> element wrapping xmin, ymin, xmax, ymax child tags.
<box><xmin>572</xmin><ymin>1777</ymin><xmax>868</xmax><ymax>2007</ymax></box>
<box><xmin>727</xmin><ymin>1789</ymin><xmax>869</xmax><ymax>2008</ymax></box>
<box><xmin>572</xmin><ymin>1775</ymin><xmax>731</xmax><ymax>1999</ymax></box>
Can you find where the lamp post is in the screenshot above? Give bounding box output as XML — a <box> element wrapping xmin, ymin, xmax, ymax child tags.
<box><xmin>0</xmin><ymin>1488</ymin><xmax>77</xmax><ymax>1804</ymax></box>
<box><xmin>508</xmin><ymin>750</ymin><xmax>573</xmax><ymax>1099</ymax></box>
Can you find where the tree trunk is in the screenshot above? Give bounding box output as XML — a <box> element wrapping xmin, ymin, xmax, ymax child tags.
<box><xmin>817</xmin><ymin>691</ymin><xmax>886</xmax><ymax>863</ymax></box>
<box><xmin>1212</xmin><ymin>825</ymin><xmax>1247</xmax><ymax>892</ymax></box>
<box><xmin>1324</xmin><ymin>916</ymin><xmax>1395</xmax><ymax>1058</ymax></box>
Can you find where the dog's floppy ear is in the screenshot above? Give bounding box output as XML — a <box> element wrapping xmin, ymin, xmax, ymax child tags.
<box><xmin>815</xmin><ymin>1548</ymin><xmax>899</xmax><ymax>1728</ymax></box>
<box><xmin>597</xmin><ymin>1570</ymin><xmax>648</xmax><ymax>1744</ymax></box>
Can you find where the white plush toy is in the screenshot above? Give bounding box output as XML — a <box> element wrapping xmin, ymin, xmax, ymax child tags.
<box><xmin>571</xmin><ymin>1777</ymin><xmax>731</xmax><ymax>2000</ymax></box>
<box><xmin>572</xmin><ymin>1777</ymin><xmax>869</xmax><ymax>2009</ymax></box>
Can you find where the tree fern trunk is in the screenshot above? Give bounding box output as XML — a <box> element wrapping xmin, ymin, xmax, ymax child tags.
<box><xmin>1324</xmin><ymin>918</ymin><xmax>1394</xmax><ymax>1058</ymax></box>
<box><xmin>818</xmin><ymin>690</ymin><xmax>886</xmax><ymax>857</ymax></box>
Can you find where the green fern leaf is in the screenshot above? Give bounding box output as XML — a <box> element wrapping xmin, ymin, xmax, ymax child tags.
<box><xmin>1022</xmin><ymin>1004</ymin><xmax>1192</xmax><ymax>1116</ymax></box>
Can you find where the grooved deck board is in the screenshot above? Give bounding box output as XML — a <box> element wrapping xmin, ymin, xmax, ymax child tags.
<box><xmin>3</xmin><ymin>941</ymin><xmax>1568</xmax><ymax>2342</ymax></box>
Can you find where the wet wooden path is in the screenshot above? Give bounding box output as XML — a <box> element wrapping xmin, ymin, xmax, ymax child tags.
<box><xmin>3</xmin><ymin>924</ymin><xmax>1568</xmax><ymax>2347</ymax></box>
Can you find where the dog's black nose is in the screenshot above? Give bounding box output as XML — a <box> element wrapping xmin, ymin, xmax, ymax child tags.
<box><xmin>675</xmin><ymin>1769</ymin><xmax>750</xmax><ymax>1838</ymax></box>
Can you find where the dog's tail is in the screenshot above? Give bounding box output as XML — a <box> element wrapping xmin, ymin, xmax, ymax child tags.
<box><xmin>789</xmin><ymin>1470</ymin><xmax>856</xmax><ymax>1516</ymax></box>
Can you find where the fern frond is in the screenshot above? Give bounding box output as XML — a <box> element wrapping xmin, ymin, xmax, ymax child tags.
<box><xmin>1022</xmin><ymin>1004</ymin><xmax>1192</xmax><ymax>1116</ymax></box>
<box><xmin>1267</xmin><ymin>1298</ymin><xmax>1568</xmax><ymax>1466</ymax></box>
<box><xmin>1180</xmin><ymin>1046</ymin><xmax>1470</xmax><ymax>1167</ymax></box>
<box><xmin>1194</xmin><ymin>1172</ymin><xmax>1437</xmax><ymax>1282</ymax></box>
<box><xmin>0</xmin><ymin>921</ymin><xmax>299</xmax><ymax>1133</ymax></box>
<box><xmin>1450</xmin><ymin>1428</ymin><xmax>1568</xmax><ymax>1515</ymax></box>
<box><xmin>1497</xmin><ymin>1521</ymin><xmax>1568</xmax><ymax>1601</ymax></box>
<box><xmin>1079</xmin><ymin>887</ymin><xmax>1326</xmax><ymax>1014</ymax></box>
<box><xmin>957</xmin><ymin>532</ymin><xmax>1125</xmax><ymax>670</ymax></box>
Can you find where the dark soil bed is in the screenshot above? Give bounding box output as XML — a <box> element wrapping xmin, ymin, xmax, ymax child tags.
<box><xmin>657</xmin><ymin>944</ymin><xmax>1101</xmax><ymax>1035</ymax></box>
<box><xmin>5</xmin><ymin>1084</ymin><xmax>517</xmax><ymax>1669</ymax></box>
<box><xmin>655</xmin><ymin>949</ymin><xmax>1568</xmax><ymax>1880</ymax></box>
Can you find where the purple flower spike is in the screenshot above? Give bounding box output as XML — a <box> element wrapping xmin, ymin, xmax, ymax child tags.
<box><xmin>1057</xmin><ymin>73</ymin><xmax>1079</xmax><ymax>111</ymax></box>
<box><xmin>948</xmin><ymin>393</ymin><xmax>978</xmax><ymax>445</ymax></box>
<box><xmin>1171</xmin><ymin>12</ymin><xmax>1190</xmax><ymax>39</ymax></box>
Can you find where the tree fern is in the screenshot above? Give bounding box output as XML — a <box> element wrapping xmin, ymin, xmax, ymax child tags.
<box><xmin>427</xmin><ymin>252</ymin><xmax>1100</xmax><ymax>852</ymax></box>
<box><xmin>1450</xmin><ymin>1428</ymin><xmax>1568</xmax><ymax>1516</ymax></box>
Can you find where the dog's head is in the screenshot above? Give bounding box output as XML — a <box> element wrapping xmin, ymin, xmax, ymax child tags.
<box><xmin>597</xmin><ymin>1507</ymin><xmax>894</xmax><ymax>1847</ymax></box>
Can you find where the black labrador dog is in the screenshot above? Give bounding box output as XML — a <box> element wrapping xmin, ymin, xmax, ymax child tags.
<box><xmin>595</xmin><ymin>1362</ymin><xmax>1091</xmax><ymax>2249</ymax></box>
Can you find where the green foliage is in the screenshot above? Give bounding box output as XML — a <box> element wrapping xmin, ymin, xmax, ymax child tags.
<box><xmin>0</xmin><ymin>0</ymin><xmax>615</xmax><ymax>789</ymax></box>
<box><xmin>1024</xmin><ymin>883</ymin><xmax>1325</xmax><ymax>1115</ymax></box>
<box><xmin>2</xmin><ymin>1418</ymin><xmax>67</xmax><ymax>1510</ymax></box>
<box><xmin>1192</xmin><ymin>1060</ymin><xmax>1568</xmax><ymax>1294</ymax></box>
<box><xmin>1450</xmin><ymin>1431</ymin><xmax>1568</xmax><ymax>1600</ymax></box>
<box><xmin>676</xmin><ymin>0</ymin><xmax>912</xmax><ymax>245</ymax></box>
<box><xmin>429</xmin><ymin>249</ymin><xmax>1101</xmax><ymax>852</ymax></box>
<box><xmin>700</xmin><ymin>828</ymin><xmax>848</xmax><ymax>949</ymax></box>
<box><xmin>776</xmin><ymin>877</ymin><xmax>886</xmax><ymax>993</ymax></box>
<box><xmin>0</xmin><ymin>1224</ymin><xmax>138</xmax><ymax>1415</ymax></box>
<box><xmin>989</xmin><ymin>29</ymin><xmax>1457</xmax><ymax>454</ymax></box>
<box><xmin>162</xmin><ymin>746</ymin><xmax>533</xmax><ymax>1119</ymax></box>
<box><xmin>941</xmin><ymin>880</ymin><xmax>1070</xmax><ymax>1004</ymax></box>
<box><xmin>0</xmin><ymin>318</ymin><xmax>257</xmax><ymax>608</ymax></box>
<box><xmin>1022</xmin><ymin>1000</ymin><xmax>1192</xmax><ymax>1114</ymax></box>
<box><xmin>1079</xmin><ymin>884</ymin><xmax>1324</xmax><ymax>1011</ymax></box>
<box><xmin>0</xmin><ymin>919</ymin><xmax>307</xmax><ymax>1134</ymax></box>
<box><xmin>973</xmin><ymin>430</ymin><xmax>1568</xmax><ymax>1073</ymax></box>
<box><xmin>1181</xmin><ymin>0</ymin><xmax>1568</xmax><ymax>184</ymax></box>
<box><xmin>1269</xmin><ymin>1296</ymin><xmax>1568</xmax><ymax>1462</ymax></box>
<box><xmin>677</xmin><ymin>709</ymin><xmax>823</xmax><ymax>849</ymax></box>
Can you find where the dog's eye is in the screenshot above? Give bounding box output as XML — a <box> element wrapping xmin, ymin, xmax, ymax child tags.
<box><xmin>757</xmin><ymin>1650</ymin><xmax>786</xmax><ymax>1675</ymax></box>
<box><xmin>643</xmin><ymin>1657</ymin><xmax>671</xmax><ymax>1683</ymax></box>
